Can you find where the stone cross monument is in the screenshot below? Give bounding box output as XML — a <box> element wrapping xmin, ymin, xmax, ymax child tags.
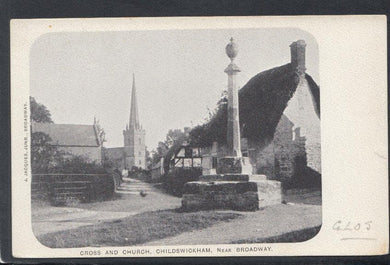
<box><xmin>225</xmin><ymin>38</ymin><xmax>242</xmax><ymax>158</ymax></box>
<box><xmin>217</xmin><ymin>38</ymin><xmax>245</xmax><ymax>174</ymax></box>
<box><xmin>181</xmin><ymin>38</ymin><xmax>260</xmax><ymax>211</ymax></box>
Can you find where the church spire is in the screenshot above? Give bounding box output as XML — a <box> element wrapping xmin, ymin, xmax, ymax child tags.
<box><xmin>129</xmin><ymin>73</ymin><xmax>140</xmax><ymax>130</ymax></box>
<box><xmin>123</xmin><ymin>73</ymin><xmax>146</xmax><ymax>170</ymax></box>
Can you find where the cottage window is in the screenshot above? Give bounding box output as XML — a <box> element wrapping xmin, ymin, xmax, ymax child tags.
<box><xmin>183</xmin><ymin>158</ymin><xmax>192</xmax><ymax>168</ymax></box>
<box><xmin>174</xmin><ymin>158</ymin><xmax>183</xmax><ymax>167</ymax></box>
<box><xmin>193</xmin><ymin>158</ymin><xmax>202</xmax><ymax>167</ymax></box>
<box><xmin>169</xmin><ymin>145</ymin><xmax>204</xmax><ymax>170</ymax></box>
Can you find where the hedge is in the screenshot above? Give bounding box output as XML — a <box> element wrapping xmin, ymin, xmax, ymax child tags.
<box><xmin>162</xmin><ymin>167</ymin><xmax>202</xmax><ymax>197</ymax></box>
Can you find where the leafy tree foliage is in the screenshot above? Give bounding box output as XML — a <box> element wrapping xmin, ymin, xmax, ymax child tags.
<box><xmin>30</xmin><ymin>96</ymin><xmax>53</xmax><ymax>123</ymax></box>
<box><xmin>164</xmin><ymin>129</ymin><xmax>187</xmax><ymax>149</ymax></box>
<box><xmin>151</xmin><ymin>141</ymin><xmax>169</xmax><ymax>164</ymax></box>
<box><xmin>150</xmin><ymin>128</ymin><xmax>190</xmax><ymax>172</ymax></box>
<box><xmin>189</xmin><ymin>90</ymin><xmax>228</xmax><ymax>147</ymax></box>
<box><xmin>151</xmin><ymin>129</ymin><xmax>188</xmax><ymax>163</ymax></box>
<box><xmin>102</xmin><ymin>147</ymin><xmax>115</xmax><ymax>169</ymax></box>
<box><xmin>189</xmin><ymin>64</ymin><xmax>304</xmax><ymax>149</ymax></box>
<box><xmin>161</xmin><ymin>129</ymin><xmax>188</xmax><ymax>172</ymax></box>
<box><xmin>145</xmin><ymin>147</ymin><xmax>153</xmax><ymax>169</ymax></box>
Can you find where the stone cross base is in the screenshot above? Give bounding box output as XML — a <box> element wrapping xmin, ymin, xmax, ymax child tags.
<box><xmin>181</xmin><ymin>178</ymin><xmax>259</xmax><ymax>211</ymax></box>
<box><xmin>199</xmin><ymin>174</ymin><xmax>249</xmax><ymax>181</ymax></box>
<box><xmin>181</xmin><ymin>173</ymin><xmax>282</xmax><ymax>211</ymax></box>
<box><xmin>250</xmin><ymin>175</ymin><xmax>282</xmax><ymax>208</ymax></box>
<box><xmin>217</xmin><ymin>157</ymin><xmax>243</xmax><ymax>174</ymax></box>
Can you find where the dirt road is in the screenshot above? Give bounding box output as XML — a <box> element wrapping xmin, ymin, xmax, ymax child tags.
<box><xmin>32</xmin><ymin>178</ymin><xmax>181</xmax><ymax>236</ymax></box>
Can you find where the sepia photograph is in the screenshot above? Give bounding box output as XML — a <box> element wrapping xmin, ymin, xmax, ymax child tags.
<box><xmin>29</xmin><ymin>27</ymin><xmax>321</xmax><ymax>248</ymax></box>
<box><xmin>10</xmin><ymin>16</ymin><xmax>387</xmax><ymax>258</ymax></box>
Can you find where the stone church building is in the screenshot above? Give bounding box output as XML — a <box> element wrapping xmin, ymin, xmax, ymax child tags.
<box><xmin>106</xmin><ymin>75</ymin><xmax>146</xmax><ymax>170</ymax></box>
<box><xmin>189</xmin><ymin>40</ymin><xmax>321</xmax><ymax>185</ymax></box>
<box><xmin>31</xmin><ymin>118</ymin><xmax>105</xmax><ymax>164</ymax></box>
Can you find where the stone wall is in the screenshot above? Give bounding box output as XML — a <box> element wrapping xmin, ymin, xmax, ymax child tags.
<box><xmin>306</xmin><ymin>142</ymin><xmax>321</xmax><ymax>172</ymax></box>
<box><xmin>247</xmin><ymin>114</ymin><xmax>308</xmax><ymax>182</ymax></box>
<box><xmin>249</xmin><ymin>140</ymin><xmax>275</xmax><ymax>178</ymax></box>
<box><xmin>273</xmin><ymin>115</ymin><xmax>295</xmax><ymax>181</ymax></box>
<box><xmin>246</xmin><ymin>73</ymin><xmax>321</xmax><ymax>183</ymax></box>
<box><xmin>282</xmin><ymin>76</ymin><xmax>321</xmax><ymax>174</ymax></box>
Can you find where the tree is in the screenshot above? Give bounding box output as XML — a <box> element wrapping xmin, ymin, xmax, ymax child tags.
<box><xmin>31</xmin><ymin>132</ymin><xmax>65</xmax><ymax>173</ymax></box>
<box><xmin>30</xmin><ymin>97</ymin><xmax>57</xmax><ymax>173</ymax></box>
<box><xmin>152</xmin><ymin>129</ymin><xmax>187</xmax><ymax>161</ymax></box>
<box><xmin>30</xmin><ymin>96</ymin><xmax>53</xmax><ymax>123</ymax></box>
<box><xmin>102</xmin><ymin>147</ymin><xmax>114</xmax><ymax>169</ymax></box>
<box><xmin>145</xmin><ymin>147</ymin><xmax>153</xmax><ymax>169</ymax></box>
<box><xmin>151</xmin><ymin>141</ymin><xmax>169</xmax><ymax>164</ymax></box>
<box><xmin>189</xmin><ymin>90</ymin><xmax>228</xmax><ymax>147</ymax></box>
<box><xmin>164</xmin><ymin>129</ymin><xmax>187</xmax><ymax>149</ymax></box>
<box><xmin>150</xmin><ymin>128</ymin><xmax>189</xmax><ymax>172</ymax></box>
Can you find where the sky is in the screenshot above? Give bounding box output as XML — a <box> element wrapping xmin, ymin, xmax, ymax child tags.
<box><xmin>30</xmin><ymin>28</ymin><xmax>318</xmax><ymax>151</ymax></box>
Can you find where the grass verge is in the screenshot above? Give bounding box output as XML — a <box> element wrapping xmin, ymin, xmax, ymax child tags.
<box><xmin>36</xmin><ymin>209</ymin><xmax>242</xmax><ymax>248</ymax></box>
<box><xmin>231</xmin><ymin>225</ymin><xmax>321</xmax><ymax>243</ymax></box>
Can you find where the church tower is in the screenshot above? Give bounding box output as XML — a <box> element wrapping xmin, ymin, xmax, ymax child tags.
<box><xmin>123</xmin><ymin>74</ymin><xmax>146</xmax><ymax>170</ymax></box>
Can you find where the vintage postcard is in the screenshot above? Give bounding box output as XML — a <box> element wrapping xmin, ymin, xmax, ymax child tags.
<box><xmin>10</xmin><ymin>16</ymin><xmax>388</xmax><ymax>258</ymax></box>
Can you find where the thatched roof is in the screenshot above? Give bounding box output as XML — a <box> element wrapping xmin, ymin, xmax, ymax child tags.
<box><xmin>189</xmin><ymin>63</ymin><xmax>320</xmax><ymax>148</ymax></box>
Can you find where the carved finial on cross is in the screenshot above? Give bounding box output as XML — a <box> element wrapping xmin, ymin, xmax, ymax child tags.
<box><xmin>225</xmin><ymin>37</ymin><xmax>238</xmax><ymax>62</ymax></box>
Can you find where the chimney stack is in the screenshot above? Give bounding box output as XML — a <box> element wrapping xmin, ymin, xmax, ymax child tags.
<box><xmin>290</xmin><ymin>40</ymin><xmax>306</xmax><ymax>76</ymax></box>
